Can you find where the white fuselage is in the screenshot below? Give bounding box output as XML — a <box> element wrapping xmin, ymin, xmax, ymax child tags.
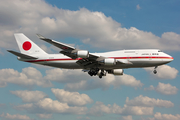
<box><xmin>20</xmin><ymin>49</ymin><xmax>173</xmax><ymax>69</ymax></box>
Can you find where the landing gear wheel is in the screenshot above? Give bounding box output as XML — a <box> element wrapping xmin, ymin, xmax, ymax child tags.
<box><xmin>98</xmin><ymin>70</ymin><xmax>106</xmax><ymax>79</ymax></box>
<box><xmin>88</xmin><ymin>68</ymin><xmax>100</xmax><ymax>76</ymax></box>
<box><xmin>153</xmin><ymin>66</ymin><xmax>158</xmax><ymax>74</ymax></box>
<box><xmin>99</xmin><ymin>75</ymin><xmax>102</xmax><ymax>79</ymax></box>
<box><xmin>153</xmin><ymin>70</ymin><xmax>157</xmax><ymax>74</ymax></box>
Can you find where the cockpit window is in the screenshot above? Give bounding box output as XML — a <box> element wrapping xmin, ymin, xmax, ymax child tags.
<box><xmin>158</xmin><ymin>50</ymin><xmax>162</xmax><ymax>52</ymax></box>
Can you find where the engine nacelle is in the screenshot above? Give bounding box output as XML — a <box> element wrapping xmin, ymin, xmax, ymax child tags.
<box><xmin>109</xmin><ymin>69</ymin><xmax>123</xmax><ymax>75</ymax></box>
<box><xmin>77</xmin><ymin>50</ymin><xmax>89</xmax><ymax>58</ymax></box>
<box><xmin>103</xmin><ymin>58</ymin><xmax>116</xmax><ymax>65</ymax></box>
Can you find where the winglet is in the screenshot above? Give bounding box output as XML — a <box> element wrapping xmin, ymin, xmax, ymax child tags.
<box><xmin>36</xmin><ymin>34</ymin><xmax>75</xmax><ymax>51</ymax></box>
<box><xmin>36</xmin><ymin>34</ymin><xmax>46</xmax><ymax>40</ymax></box>
<box><xmin>36</xmin><ymin>34</ymin><xmax>53</xmax><ymax>43</ymax></box>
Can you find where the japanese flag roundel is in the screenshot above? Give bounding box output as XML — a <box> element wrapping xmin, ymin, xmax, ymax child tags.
<box><xmin>22</xmin><ymin>41</ymin><xmax>32</xmax><ymax>51</ymax></box>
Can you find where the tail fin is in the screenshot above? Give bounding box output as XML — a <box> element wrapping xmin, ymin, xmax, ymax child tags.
<box><xmin>14</xmin><ymin>33</ymin><xmax>47</xmax><ymax>55</ymax></box>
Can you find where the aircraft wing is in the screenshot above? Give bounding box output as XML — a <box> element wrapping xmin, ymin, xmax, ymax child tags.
<box><xmin>37</xmin><ymin>34</ymin><xmax>102</xmax><ymax>59</ymax></box>
<box><xmin>37</xmin><ymin>34</ymin><xmax>75</xmax><ymax>51</ymax></box>
<box><xmin>37</xmin><ymin>34</ymin><xmax>131</xmax><ymax>68</ymax></box>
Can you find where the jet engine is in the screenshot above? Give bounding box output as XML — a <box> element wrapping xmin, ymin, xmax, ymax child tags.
<box><xmin>108</xmin><ymin>69</ymin><xmax>123</xmax><ymax>75</ymax></box>
<box><xmin>77</xmin><ymin>50</ymin><xmax>89</xmax><ymax>58</ymax></box>
<box><xmin>103</xmin><ymin>58</ymin><xmax>116</xmax><ymax>65</ymax></box>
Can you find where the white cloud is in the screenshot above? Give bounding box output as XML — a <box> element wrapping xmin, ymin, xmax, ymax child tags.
<box><xmin>144</xmin><ymin>85</ymin><xmax>155</xmax><ymax>91</ymax></box>
<box><xmin>65</xmin><ymin>74</ymin><xmax>143</xmax><ymax>91</ymax></box>
<box><xmin>122</xmin><ymin>115</ymin><xmax>133</xmax><ymax>120</ymax></box>
<box><xmin>0</xmin><ymin>113</ymin><xmax>32</xmax><ymax>120</ymax></box>
<box><xmin>156</xmin><ymin>82</ymin><xmax>178</xmax><ymax>95</ymax></box>
<box><xmin>11</xmin><ymin>90</ymin><xmax>48</xmax><ymax>102</ymax></box>
<box><xmin>39</xmin><ymin>44</ymin><xmax>54</xmax><ymax>54</ymax></box>
<box><xmin>15</xmin><ymin>98</ymin><xmax>87</xmax><ymax>115</ymax></box>
<box><xmin>44</xmin><ymin>68</ymin><xmax>143</xmax><ymax>91</ymax></box>
<box><xmin>145</xmin><ymin>82</ymin><xmax>178</xmax><ymax>95</ymax></box>
<box><xmin>0</xmin><ymin>66</ymin><xmax>143</xmax><ymax>90</ymax></box>
<box><xmin>144</xmin><ymin>65</ymin><xmax>178</xmax><ymax>79</ymax></box>
<box><xmin>136</xmin><ymin>4</ymin><xmax>141</xmax><ymax>10</ymax></box>
<box><xmin>44</xmin><ymin>69</ymin><xmax>89</xmax><ymax>83</ymax></box>
<box><xmin>161</xmin><ymin>32</ymin><xmax>180</xmax><ymax>51</ymax></box>
<box><xmin>0</xmin><ymin>81</ymin><xmax>7</xmax><ymax>88</ymax></box>
<box><xmin>88</xmin><ymin>95</ymin><xmax>174</xmax><ymax>117</ymax></box>
<box><xmin>88</xmin><ymin>102</ymin><xmax>111</xmax><ymax>116</ymax></box>
<box><xmin>111</xmin><ymin>74</ymin><xmax>143</xmax><ymax>89</ymax></box>
<box><xmin>154</xmin><ymin>112</ymin><xmax>180</xmax><ymax>120</ymax></box>
<box><xmin>1</xmin><ymin>0</ymin><xmax>180</xmax><ymax>54</ymax></box>
<box><xmin>51</xmin><ymin>88</ymin><xmax>93</xmax><ymax>106</ymax></box>
<box><xmin>0</xmin><ymin>67</ymin><xmax>52</xmax><ymax>87</ymax></box>
<box><xmin>126</xmin><ymin>95</ymin><xmax>174</xmax><ymax>108</ymax></box>
<box><xmin>88</xmin><ymin>102</ymin><xmax>153</xmax><ymax>116</ymax></box>
<box><xmin>36</xmin><ymin>114</ymin><xmax>52</xmax><ymax>119</ymax></box>
<box><xmin>115</xmin><ymin>104</ymin><xmax>153</xmax><ymax>116</ymax></box>
<box><xmin>142</xmin><ymin>113</ymin><xmax>180</xmax><ymax>120</ymax></box>
<box><xmin>11</xmin><ymin>91</ymin><xmax>168</xmax><ymax>117</ymax></box>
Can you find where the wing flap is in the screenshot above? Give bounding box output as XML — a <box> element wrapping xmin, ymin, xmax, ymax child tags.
<box><xmin>7</xmin><ymin>50</ymin><xmax>38</xmax><ymax>59</ymax></box>
<box><xmin>76</xmin><ymin>58</ymin><xmax>98</xmax><ymax>68</ymax></box>
<box><xmin>37</xmin><ymin>34</ymin><xmax>130</xmax><ymax>68</ymax></box>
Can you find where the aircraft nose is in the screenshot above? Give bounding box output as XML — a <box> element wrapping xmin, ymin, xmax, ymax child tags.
<box><xmin>163</xmin><ymin>52</ymin><xmax>174</xmax><ymax>63</ymax></box>
<box><xmin>168</xmin><ymin>55</ymin><xmax>174</xmax><ymax>62</ymax></box>
<box><xmin>170</xmin><ymin>56</ymin><xmax>174</xmax><ymax>61</ymax></box>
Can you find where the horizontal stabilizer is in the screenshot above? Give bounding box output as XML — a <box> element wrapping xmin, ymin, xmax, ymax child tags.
<box><xmin>7</xmin><ymin>50</ymin><xmax>38</xmax><ymax>59</ymax></box>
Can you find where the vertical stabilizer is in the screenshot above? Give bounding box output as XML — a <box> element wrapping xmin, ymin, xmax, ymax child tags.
<box><xmin>14</xmin><ymin>33</ymin><xmax>47</xmax><ymax>55</ymax></box>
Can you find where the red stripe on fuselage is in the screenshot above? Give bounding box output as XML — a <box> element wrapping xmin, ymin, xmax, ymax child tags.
<box><xmin>112</xmin><ymin>57</ymin><xmax>173</xmax><ymax>59</ymax></box>
<box><xmin>26</xmin><ymin>56</ymin><xmax>173</xmax><ymax>63</ymax></box>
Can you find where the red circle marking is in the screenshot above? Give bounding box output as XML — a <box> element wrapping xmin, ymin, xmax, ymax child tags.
<box><xmin>22</xmin><ymin>41</ymin><xmax>32</xmax><ymax>51</ymax></box>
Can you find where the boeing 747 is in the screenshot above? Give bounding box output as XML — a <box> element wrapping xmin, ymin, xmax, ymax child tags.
<box><xmin>8</xmin><ymin>33</ymin><xmax>173</xmax><ymax>78</ymax></box>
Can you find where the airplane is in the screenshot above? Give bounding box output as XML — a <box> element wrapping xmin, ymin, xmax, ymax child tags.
<box><xmin>8</xmin><ymin>33</ymin><xmax>174</xmax><ymax>78</ymax></box>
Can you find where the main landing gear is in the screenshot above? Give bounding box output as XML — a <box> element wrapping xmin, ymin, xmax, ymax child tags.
<box><xmin>98</xmin><ymin>70</ymin><xmax>106</xmax><ymax>79</ymax></box>
<box><xmin>88</xmin><ymin>68</ymin><xmax>106</xmax><ymax>79</ymax></box>
<box><xmin>88</xmin><ymin>68</ymin><xmax>99</xmax><ymax>76</ymax></box>
<box><xmin>153</xmin><ymin>66</ymin><xmax>158</xmax><ymax>74</ymax></box>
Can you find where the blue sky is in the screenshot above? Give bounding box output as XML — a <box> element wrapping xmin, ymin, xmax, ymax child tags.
<box><xmin>0</xmin><ymin>0</ymin><xmax>180</xmax><ymax>120</ymax></box>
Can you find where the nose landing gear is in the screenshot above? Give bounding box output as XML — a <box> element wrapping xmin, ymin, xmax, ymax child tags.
<box><xmin>153</xmin><ymin>66</ymin><xmax>158</xmax><ymax>74</ymax></box>
<box><xmin>153</xmin><ymin>70</ymin><xmax>157</xmax><ymax>74</ymax></box>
